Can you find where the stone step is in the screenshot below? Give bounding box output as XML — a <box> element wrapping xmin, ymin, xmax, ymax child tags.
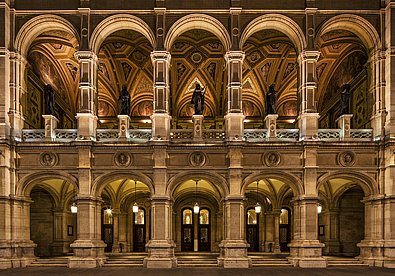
<box><xmin>28</xmin><ymin>263</ymin><xmax>68</xmax><ymax>267</ymax></box>
<box><xmin>103</xmin><ymin>263</ymin><xmax>144</xmax><ymax>267</ymax></box>
<box><xmin>178</xmin><ymin>263</ymin><xmax>218</xmax><ymax>267</ymax></box>
<box><xmin>177</xmin><ymin>260</ymin><xmax>218</xmax><ymax>264</ymax></box>
<box><xmin>252</xmin><ymin>263</ymin><xmax>293</xmax><ymax>267</ymax></box>
<box><xmin>106</xmin><ymin>260</ymin><xmax>144</xmax><ymax>264</ymax></box>
<box><xmin>328</xmin><ymin>263</ymin><xmax>369</xmax><ymax>267</ymax></box>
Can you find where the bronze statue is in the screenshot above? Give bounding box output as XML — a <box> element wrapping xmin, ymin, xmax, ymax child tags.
<box><xmin>118</xmin><ymin>85</ymin><xmax>130</xmax><ymax>115</ymax></box>
<box><xmin>44</xmin><ymin>84</ymin><xmax>55</xmax><ymax>115</ymax></box>
<box><xmin>340</xmin><ymin>84</ymin><xmax>351</xmax><ymax>115</ymax></box>
<box><xmin>191</xmin><ymin>83</ymin><xmax>206</xmax><ymax>115</ymax></box>
<box><xmin>266</xmin><ymin>84</ymin><xmax>277</xmax><ymax>115</ymax></box>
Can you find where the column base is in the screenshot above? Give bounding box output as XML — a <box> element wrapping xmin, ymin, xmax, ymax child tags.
<box><xmin>0</xmin><ymin>240</ymin><xmax>37</xmax><ymax>268</ymax></box>
<box><xmin>76</xmin><ymin>113</ymin><xmax>97</xmax><ymax>141</ymax></box>
<box><xmin>298</xmin><ymin>113</ymin><xmax>319</xmax><ymax>141</ymax></box>
<box><xmin>218</xmin><ymin>240</ymin><xmax>251</xmax><ymax>268</ymax></box>
<box><xmin>225</xmin><ymin>113</ymin><xmax>245</xmax><ymax>141</ymax></box>
<box><xmin>151</xmin><ymin>113</ymin><xmax>171</xmax><ymax>141</ymax></box>
<box><xmin>69</xmin><ymin>240</ymin><xmax>106</xmax><ymax>268</ymax></box>
<box><xmin>144</xmin><ymin>240</ymin><xmax>176</xmax><ymax>268</ymax></box>
<box><xmin>358</xmin><ymin>239</ymin><xmax>386</xmax><ymax>267</ymax></box>
<box><xmin>288</xmin><ymin>240</ymin><xmax>326</xmax><ymax>268</ymax></box>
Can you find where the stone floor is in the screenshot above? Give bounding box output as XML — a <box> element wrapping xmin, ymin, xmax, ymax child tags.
<box><xmin>0</xmin><ymin>267</ymin><xmax>393</xmax><ymax>276</ymax></box>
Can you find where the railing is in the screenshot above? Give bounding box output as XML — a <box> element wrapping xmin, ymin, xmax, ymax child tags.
<box><xmin>318</xmin><ymin>129</ymin><xmax>340</xmax><ymax>140</ymax></box>
<box><xmin>244</xmin><ymin>129</ymin><xmax>267</xmax><ymax>142</ymax></box>
<box><xmin>96</xmin><ymin>129</ymin><xmax>119</xmax><ymax>141</ymax></box>
<box><xmin>170</xmin><ymin>129</ymin><xmax>193</xmax><ymax>141</ymax></box>
<box><xmin>55</xmin><ymin>129</ymin><xmax>78</xmax><ymax>142</ymax></box>
<box><xmin>203</xmin><ymin>130</ymin><xmax>225</xmax><ymax>141</ymax></box>
<box><xmin>276</xmin><ymin>129</ymin><xmax>299</xmax><ymax>141</ymax></box>
<box><xmin>350</xmin><ymin>129</ymin><xmax>373</xmax><ymax>140</ymax></box>
<box><xmin>22</xmin><ymin>129</ymin><xmax>45</xmax><ymax>142</ymax></box>
<box><xmin>129</xmin><ymin>129</ymin><xmax>152</xmax><ymax>141</ymax></box>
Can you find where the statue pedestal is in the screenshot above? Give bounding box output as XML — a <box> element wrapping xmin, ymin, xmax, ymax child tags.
<box><xmin>192</xmin><ymin>115</ymin><xmax>204</xmax><ymax>142</ymax></box>
<box><xmin>336</xmin><ymin>114</ymin><xmax>353</xmax><ymax>141</ymax></box>
<box><xmin>265</xmin><ymin>114</ymin><xmax>278</xmax><ymax>140</ymax></box>
<box><xmin>117</xmin><ymin>115</ymin><xmax>130</xmax><ymax>140</ymax></box>
<box><xmin>42</xmin><ymin>115</ymin><xmax>58</xmax><ymax>141</ymax></box>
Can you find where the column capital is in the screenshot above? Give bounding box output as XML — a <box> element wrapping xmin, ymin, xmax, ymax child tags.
<box><xmin>298</xmin><ymin>50</ymin><xmax>320</xmax><ymax>62</ymax></box>
<box><xmin>150</xmin><ymin>50</ymin><xmax>171</xmax><ymax>62</ymax></box>
<box><xmin>225</xmin><ymin>50</ymin><xmax>245</xmax><ymax>62</ymax></box>
<box><xmin>75</xmin><ymin>50</ymin><xmax>97</xmax><ymax>61</ymax></box>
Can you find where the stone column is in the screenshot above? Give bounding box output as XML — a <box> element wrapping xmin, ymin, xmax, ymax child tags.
<box><xmin>298</xmin><ymin>51</ymin><xmax>320</xmax><ymax>141</ymax></box>
<box><xmin>144</xmin><ymin>196</ymin><xmax>176</xmax><ymax>268</ymax></box>
<box><xmin>272</xmin><ymin>209</ymin><xmax>281</xmax><ymax>253</ymax></box>
<box><xmin>145</xmin><ymin>146</ymin><xmax>175</xmax><ymax>268</ymax></box>
<box><xmin>322</xmin><ymin>208</ymin><xmax>340</xmax><ymax>255</ymax></box>
<box><xmin>224</xmin><ymin>51</ymin><xmax>245</xmax><ymax>141</ymax></box>
<box><xmin>219</xmin><ymin>196</ymin><xmax>250</xmax><ymax>268</ymax></box>
<box><xmin>289</xmin><ymin>196</ymin><xmax>326</xmax><ymax>268</ymax></box>
<box><xmin>358</xmin><ymin>196</ymin><xmax>385</xmax><ymax>267</ymax></box>
<box><xmin>75</xmin><ymin>51</ymin><xmax>98</xmax><ymax>141</ymax></box>
<box><xmin>51</xmin><ymin>210</ymin><xmax>69</xmax><ymax>256</ymax></box>
<box><xmin>264</xmin><ymin>211</ymin><xmax>274</xmax><ymax>252</ymax></box>
<box><xmin>369</xmin><ymin>50</ymin><xmax>386</xmax><ymax>139</ymax></box>
<box><xmin>111</xmin><ymin>209</ymin><xmax>120</xmax><ymax>253</ymax></box>
<box><xmin>7</xmin><ymin>50</ymin><xmax>27</xmax><ymax>140</ymax></box>
<box><xmin>336</xmin><ymin>114</ymin><xmax>353</xmax><ymax>141</ymax></box>
<box><xmin>69</xmin><ymin>196</ymin><xmax>106</xmax><ymax>268</ymax></box>
<box><xmin>118</xmin><ymin>115</ymin><xmax>130</xmax><ymax>141</ymax></box>
<box><xmin>42</xmin><ymin>115</ymin><xmax>58</xmax><ymax>141</ymax></box>
<box><xmin>151</xmin><ymin>51</ymin><xmax>171</xmax><ymax>140</ymax></box>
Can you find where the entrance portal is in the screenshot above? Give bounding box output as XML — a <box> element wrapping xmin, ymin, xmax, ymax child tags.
<box><xmin>198</xmin><ymin>208</ymin><xmax>210</xmax><ymax>252</ymax></box>
<box><xmin>133</xmin><ymin>208</ymin><xmax>146</xmax><ymax>252</ymax></box>
<box><xmin>181</xmin><ymin>208</ymin><xmax>194</xmax><ymax>251</ymax></box>
<box><xmin>246</xmin><ymin>208</ymin><xmax>259</xmax><ymax>252</ymax></box>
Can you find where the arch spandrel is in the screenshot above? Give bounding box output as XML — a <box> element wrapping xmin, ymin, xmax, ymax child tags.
<box><xmin>90</xmin><ymin>14</ymin><xmax>156</xmax><ymax>55</ymax></box>
<box><xmin>240</xmin><ymin>14</ymin><xmax>307</xmax><ymax>54</ymax></box>
<box><xmin>164</xmin><ymin>14</ymin><xmax>231</xmax><ymax>52</ymax></box>
<box><xmin>316</xmin><ymin>14</ymin><xmax>381</xmax><ymax>52</ymax></box>
<box><xmin>15</xmin><ymin>14</ymin><xmax>80</xmax><ymax>57</ymax></box>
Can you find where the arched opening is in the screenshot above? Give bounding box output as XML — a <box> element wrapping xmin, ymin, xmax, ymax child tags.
<box><xmin>318</xmin><ymin>178</ymin><xmax>366</xmax><ymax>257</ymax></box>
<box><xmin>100</xmin><ymin>178</ymin><xmax>151</xmax><ymax>253</ymax></box>
<box><xmin>97</xmin><ymin>29</ymin><xmax>154</xmax><ymax>129</ymax></box>
<box><xmin>28</xmin><ymin>178</ymin><xmax>78</xmax><ymax>257</ymax></box>
<box><xmin>24</xmin><ymin>28</ymin><xmax>79</xmax><ymax>129</ymax></box>
<box><xmin>244</xmin><ymin>179</ymin><xmax>294</xmax><ymax>253</ymax></box>
<box><xmin>242</xmin><ymin>29</ymin><xmax>298</xmax><ymax>128</ymax></box>
<box><xmin>169</xmin><ymin>29</ymin><xmax>226</xmax><ymax>129</ymax></box>
<box><xmin>172</xmin><ymin>179</ymin><xmax>223</xmax><ymax>253</ymax></box>
<box><xmin>316</xmin><ymin>29</ymin><xmax>371</xmax><ymax>129</ymax></box>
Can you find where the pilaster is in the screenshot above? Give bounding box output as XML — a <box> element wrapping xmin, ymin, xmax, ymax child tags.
<box><xmin>151</xmin><ymin>51</ymin><xmax>171</xmax><ymax>140</ymax></box>
<box><xmin>298</xmin><ymin>50</ymin><xmax>320</xmax><ymax>141</ymax></box>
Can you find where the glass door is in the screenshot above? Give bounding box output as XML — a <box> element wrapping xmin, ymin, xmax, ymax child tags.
<box><xmin>133</xmin><ymin>208</ymin><xmax>146</xmax><ymax>252</ymax></box>
<box><xmin>246</xmin><ymin>208</ymin><xmax>259</xmax><ymax>252</ymax></box>
<box><xmin>198</xmin><ymin>209</ymin><xmax>210</xmax><ymax>251</ymax></box>
<box><xmin>181</xmin><ymin>208</ymin><xmax>194</xmax><ymax>251</ymax></box>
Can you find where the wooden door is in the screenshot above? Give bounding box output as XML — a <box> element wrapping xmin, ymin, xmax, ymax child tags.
<box><xmin>279</xmin><ymin>208</ymin><xmax>291</xmax><ymax>252</ymax></box>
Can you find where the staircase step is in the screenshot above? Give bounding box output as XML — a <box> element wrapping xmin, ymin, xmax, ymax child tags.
<box><xmin>252</xmin><ymin>263</ymin><xmax>293</xmax><ymax>267</ymax></box>
<box><xmin>178</xmin><ymin>263</ymin><xmax>218</xmax><ymax>267</ymax></box>
<box><xmin>28</xmin><ymin>263</ymin><xmax>68</xmax><ymax>267</ymax></box>
<box><xmin>103</xmin><ymin>263</ymin><xmax>143</xmax><ymax>267</ymax></box>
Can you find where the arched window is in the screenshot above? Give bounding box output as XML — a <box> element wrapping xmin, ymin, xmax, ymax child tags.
<box><xmin>183</xmin><ymin>209</ymin><xmax>193</xmax><ymax>225</ymax></box>
<box><xmin>199</xmin><ymin>209</ymin><xmax>209</xmax><ymax>225</ymax></box>
<box><xmin>247</xmin><ymin>209</ymin><xmax>257</xmax><ymax>225</ymax></box>
<box><xmin>103</xmin><ymin>208</ymin><xmax>113</xmax><ymax>225</ymax></box>
<box><xmin>280</xmin><ymin>209</ymin><xmax>289</xmax><ymax>225</ymax></box>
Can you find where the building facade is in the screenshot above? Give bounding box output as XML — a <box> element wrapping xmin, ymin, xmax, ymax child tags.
<box><xmin>0</xmin><ymin>0</ymin><xmax>394</xmax><ymax>269</ymax></box>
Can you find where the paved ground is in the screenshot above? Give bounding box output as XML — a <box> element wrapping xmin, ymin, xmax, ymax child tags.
<box><xmin>0</xmin><ymin>267</ymin><xmax>393</xmax><ymax>276</ymax></box>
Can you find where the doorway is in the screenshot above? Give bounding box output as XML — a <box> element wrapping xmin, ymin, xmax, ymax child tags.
<box><xmin>198</xmin><ymin>208</ymin><xmax>210</xmax><ymax>251</ymax></box>
<box><xmin>102</xmin><ymin>208</ymin><xmax>113</xmax><ymax>252</ymax></box>
<box><xmin>133</xmin><ymin>208</ymin><xmax>146</xmax><ymax>252</ymax></box>
<box><xmin>279</xmin><ymin>208</ymin><xmax>291</xmax><ymax>252</ymax></box>
<box><xmin>181</xmin><ymin>208</ymin><xmax>194</xmax><ymax>251</ymax></box>
<box><xmin>246</xmin><ymin>208</ymin><xmax>259</xmax><ymax>252</ymax></box>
